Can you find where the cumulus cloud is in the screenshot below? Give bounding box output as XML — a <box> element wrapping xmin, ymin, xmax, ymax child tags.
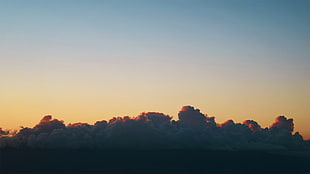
<box><xmin>0</xmin><ymin>128</ymin><xmax>9</xmax><ymax>136</ymax></box>
<box><xmin>178</xmin><ymin>106</ymin><xmax>208</xmax><ymax>128</ymax></box>
<box><xmin>220</xmin><ymin>120</ymin><xmax>235</xmax><ymax>128</ymax></box>
<box><xmin>0</xmin><ymin>106</ymin><xmax>308</xmax><ymax>150</ymax></box>
<box><xmin>34</xmin><ymin>115</ymin><xmax>65</xmax><ymax>133</ymax></box>
<box><xmin>243</xmin><ymin>120</ymin><xmax>262</xmax><ymax>132</ymax></box>
<box><xmin>137</xmin><ymin>112</ymin><xmax>172</xmax><ymax>126</ymax></box>
<box><xmin>270</xmin><ymin>116</ymin><xmax>294</xmax><ymax>132</ymax></box>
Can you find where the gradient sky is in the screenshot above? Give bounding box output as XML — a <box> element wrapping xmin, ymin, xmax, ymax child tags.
<box><xmin>0</xmin><ymin>0</ymin><xmax>309</xmax><ymax>139</ymax></box>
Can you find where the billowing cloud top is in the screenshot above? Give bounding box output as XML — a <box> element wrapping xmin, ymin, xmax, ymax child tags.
<box><xmin>0</xmin><ymin>128</ymin><xmax>9</xmax><ymax>136</ymax></box>
<box><xmin>0</xmin><ymin>106</ymin><xmax>307</xmax><ymax>150</ymax></box>
<box><xmin>243</xmin><ymin>120</ymin><xmax>262</xmax><ymax>132</ymax></box>
<box><xmin>270</xmin><ymin>116</ymin><xmax>294</xmax><ymax>132</ymax></box>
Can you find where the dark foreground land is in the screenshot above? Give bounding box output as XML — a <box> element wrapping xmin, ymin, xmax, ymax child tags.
<box><xmin>0</xmin><ymin>148</ymin><xmax>309</xmax><ymax>173</ymax></box>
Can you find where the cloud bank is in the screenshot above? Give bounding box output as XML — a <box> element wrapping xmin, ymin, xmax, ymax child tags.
<box><xmin>0</xmin><ymin>106</ymin><xmax>308</xmax><ymax>150</ymax></box>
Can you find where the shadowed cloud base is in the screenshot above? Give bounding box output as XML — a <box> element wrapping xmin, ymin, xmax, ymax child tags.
<box><xmin>0</xmin><ymin>106</ymin><xmax>309</xmax><ymax>173</ymax></box>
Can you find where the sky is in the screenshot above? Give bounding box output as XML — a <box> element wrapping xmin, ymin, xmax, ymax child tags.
<box><xmin>0</xmin><ymin>0</ymin><xmax>309</xmax><ymax>139</ymax></box>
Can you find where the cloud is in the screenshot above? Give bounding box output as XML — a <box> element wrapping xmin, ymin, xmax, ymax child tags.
<box><xmin>0</xmin><ymin>106</ymin><xmax>308</xmax><ymax>150</ymax></box>
<box><xmin>178</xmin><ymin>106</ymin><xmax>208</xmax><ymax>128</ymax></box>
<box><xmin>0</xmin><ymin>128</ymin><xmax>9</xmax><ymax>136</ymax></box>
<box><xmin>34</xmin><ymin>115</ymin><xmax>66</xmax><ymax>133</ymax></box>
<box><xmin>220</xmin><ymin>119</ymin><xmax>235</xmax><ymax>128</ymax></box>
<box><xmin>137</xmin><ymin>112</ymin><xmax>172</xmax><ymax>126</ymax></box>
<box><xmin>270</xmin><ymin>116</ymin><xmax>294</xmax><ymax>132</ymax></box>
<box><xmin>243</xmin><ymin>120</ymin><xmax>262</xmax><ymax>132</ymax></box>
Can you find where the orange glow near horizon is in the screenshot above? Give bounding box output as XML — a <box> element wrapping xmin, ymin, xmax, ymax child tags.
<box><xmin>0</xmin><ymin>102</ymin><xmax>309</xmax><ymax>140</ymax></box>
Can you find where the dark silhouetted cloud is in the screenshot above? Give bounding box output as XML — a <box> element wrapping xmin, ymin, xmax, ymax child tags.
<box><xmin>0</xmin><ymin>128</ymin><xmax>9</xmax><ymax>136</ymax></box>
<box><xmin>0</xmin><ymin>106</ymin><xmax>308</xmax><ymax>151</ymax></box>
<box><xmin>243</xmin><ymin>120</ymin><xmax>262</xmax><ymax>132</ymax></box>
<box><xmin>178</xmin><ymin>106</ymin><xmax>208</xmax><ymax>128</ymax></box>
<box><xmin>34</xmin><ymin>115</ymin><xmax>65</xmax><ymax>133</ymax></box>
<box><xmin>271</xmin><ymin>116</ymin><xmax>294</xmax><ymax>132</ymax></box>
